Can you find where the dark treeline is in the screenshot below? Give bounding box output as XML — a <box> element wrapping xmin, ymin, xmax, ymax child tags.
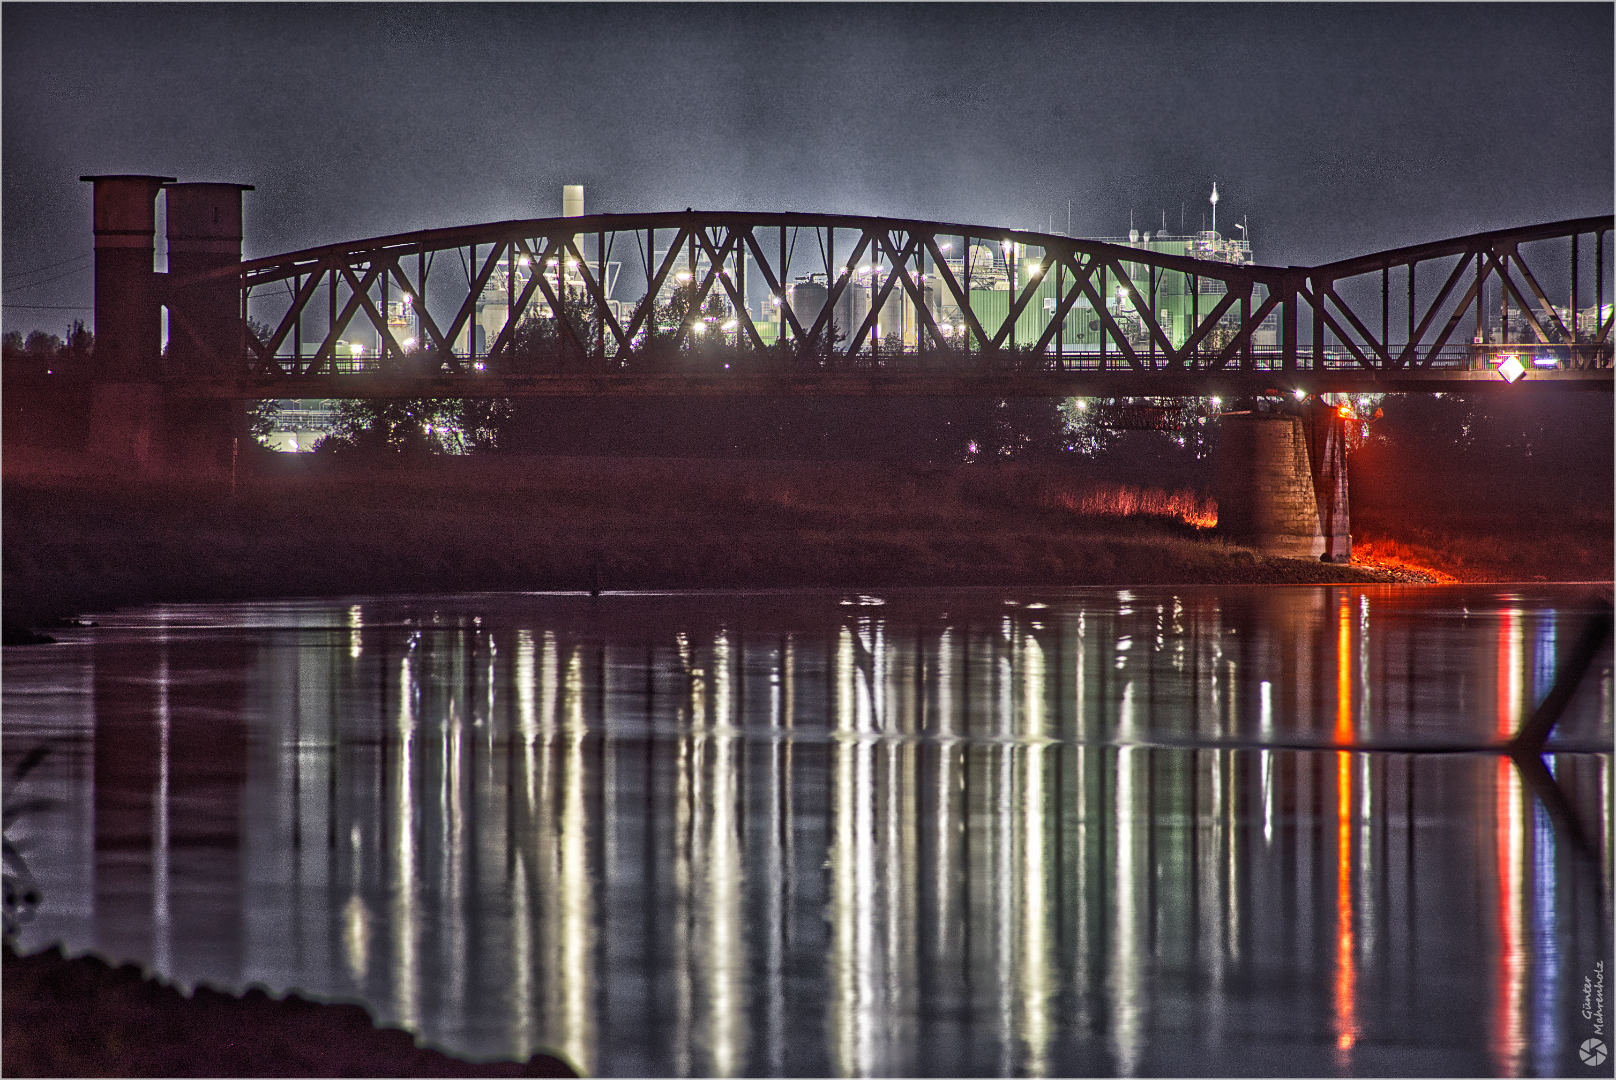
<box><xmin>1</xmin><ymin>322</ymin><xmax>93</xmax><ymax>374</ymax></box>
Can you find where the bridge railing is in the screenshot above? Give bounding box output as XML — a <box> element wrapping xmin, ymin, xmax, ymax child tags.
<box><xmin>290</xmin><ymin>341</ymin><xmax>1609</xmax><ymax>381</ymax></box>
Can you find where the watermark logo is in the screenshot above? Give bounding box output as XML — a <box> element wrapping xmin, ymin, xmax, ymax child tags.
<box><xmin>1582</xmin><ymin>963</ymin><xmax>1608</xmax><ymax>1067</ymax></box>
<box><xmin>1585</xmin><ymin>962</ymin><xmax>1606</xmax><ymax>1031</ymax></box>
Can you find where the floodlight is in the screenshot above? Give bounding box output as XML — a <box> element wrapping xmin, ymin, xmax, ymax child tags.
<box><xmin>1496</xmin><ymin>355</ymin><xmax>1526</xmax><ymax>383</ymax></box>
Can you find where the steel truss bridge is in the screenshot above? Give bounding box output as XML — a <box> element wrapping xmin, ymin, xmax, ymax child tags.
<box><xmin>196</xmin><ymin>211</ymin><xmax>1612</xmax><ymax>399</ymax></box>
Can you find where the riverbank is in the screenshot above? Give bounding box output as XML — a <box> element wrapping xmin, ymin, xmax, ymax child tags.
<box><xmin>2</xmin><ymin>941</ymin><xmax>575</xmax><ymax>1077</ymax></box>
<box><xmin>2</xmin><ymin>453</ymin><xmax>1403</xmax><ymax>636</ymax></box>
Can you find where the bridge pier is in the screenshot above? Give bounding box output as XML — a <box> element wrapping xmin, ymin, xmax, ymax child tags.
<box><xmin>162</xmin><ymin>183</ymin><xmax>254</xmax><ymax>474</ymax></box>
<box><xmin>1215</xmin><ymin>404</ymin><xmax>1352</xmax><ymax>561</ymax></box>
<box><xmin>1306</xmin><ymin>404</ymin><xmax>1352</xmax><ymax>562</ymax></box>
<box><xmin>79</xmin><ymin>175</ymin><xmax>249</xmax><ymax>474</ymax></box>
<box><xmin>81</xmin><ymin>175</ymin><xmax>172</xmax><ymax>473</ymax></box>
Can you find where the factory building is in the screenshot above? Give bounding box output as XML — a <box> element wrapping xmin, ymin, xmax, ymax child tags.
<box><xmin>750</xmin><ymin>190</ymin><xmax>1277</xmax><ymax>354</ymax></box>
<box><xmin>967</xmin><ymin>218</ymin><xmax>1279</xmax><ymax>353</ymax></box>
<box><xmin>456</xmin><ymin>252</ymin><xmax>627</xmax><ymax>357</ymax></box>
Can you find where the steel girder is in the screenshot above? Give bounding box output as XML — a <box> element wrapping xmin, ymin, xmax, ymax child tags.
<box><xmin>1299</xmin><ymin>214</ymin><xmax>1613</xmax><ymax>371</ymax></box>
<box><xmin>178</xmin><ymin>210</ymin><xmax>1611</xmax><ymax>393</ymax></box>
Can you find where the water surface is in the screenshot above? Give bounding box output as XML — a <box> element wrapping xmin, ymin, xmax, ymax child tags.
<box><xmin>4</xmin><ymin>585</ymin><xmax>1611</xmax><ymax>1077</ymax></box>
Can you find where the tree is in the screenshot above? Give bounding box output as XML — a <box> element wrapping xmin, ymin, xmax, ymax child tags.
<box><xmin>1059</xmin><ymin>397</ymin><xmax>1224</xmax><ymax>483</ymax></box>
<box><xmin>314</xmin><ymin>397</ymin><xmax>511</xmax><ymax>456</ymax></box>
<box><xmin>247</xmin><ymin>400</ymin><xmax>281</xmax><ymax>444</ymax></box>
<box><xmin>1</xmin><ymin>321</ymin><xmax>92</xmax><ymax>375</ymax></box>
<box><xmin>623</xmin><ymin>286</ymin><xmax>735</xmax><ymax>371</ymax></box>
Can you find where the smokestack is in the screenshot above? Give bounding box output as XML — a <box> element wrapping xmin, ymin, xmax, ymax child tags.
<box><xmin>563</xmin><ymin>185</ymin><xmax>584</xmax><ymax>218</ymax></box>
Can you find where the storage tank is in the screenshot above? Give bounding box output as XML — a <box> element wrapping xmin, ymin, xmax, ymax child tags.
<box><xmin>789</xmin><ymin>279</ymin><xmax>828</xmax><ymax>330</ymax></box>
<box><xmin>1215</xmin><ymin>412</ymin><xmax>1326</xmax><ymax>558</ymax></box>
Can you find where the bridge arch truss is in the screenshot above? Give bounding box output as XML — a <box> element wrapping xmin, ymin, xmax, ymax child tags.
<box><xmin>216</xmin><ymin>211</ymin><xmax>1612</xmax><ymax>396</ymax></box>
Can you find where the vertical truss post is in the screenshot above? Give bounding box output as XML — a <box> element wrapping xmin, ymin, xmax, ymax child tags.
<box><xmin>597</xmin><ymin>229</ymin><xmax>606</xmax><ymax>361</ymax></box>
<box><xmin>736</xmin><ymin>235</ymin><xmax>746</xmax><ymax>349</ymax></box>
<box><xmin>827</xmin><ymin>227</ymin><xmax>836</xmax><ymax>351</ymax></box>
<box><xmin>961</xmin><ymin>233</ymin><xmax>970</xmax><ymax>355</ymax></box>
<box><xmin>1476</xmin><ymin>251</ymin><xmax>1486</xmax><ymax>346</ymax></box>
<box><xmin>327</xmin><ymin>264</ymin><xmax>337</xmax><ymax>373</ymax></box>
<box><xmin>1241</xmin><ymin>287</ymin><xmax>1252</xmax><ymax>370</ymax></box>
<box><xmin>1381</xmin><ymin>265</ymin><xmax>1388</xmax><ymax>356</ymax></box>
<box><xmin>1148</xmin><ymin>264</ymin><xmax>1157</xmax><ymax>367</ymax></box>
<box><xmin>1190</xmin><ymin>269</ymin><xmax>1198</xmax><ymax>369</ymax></box>
<box><xmin>636</xmin><ymin>229</ymin><xmax>649</xmax><ymax>339</ymax></box>
<box><xmin>293</xmin><ymin>273</ymin><xmax>302</xmax><ymax>367</ymax></box>
<box><xmin>1100</xmin><ymin>262</ymin><xmax>1108</xmax><ymax>371</ymax></box>
<box><xmin>1572</xmin><ymin>232</ymin><xmax>1579</xmax><ymax>344</ymax></box>
<box><xmin>1056</xmin><ymin>260</ymin><xmax>1064</xmax><ymax>366</ymax></box>
<box><xmin>1006</xmin><ymin>239</ymin><xmax>1016</xmax><ymax>353</ymax></box>
<box><xmin>1281</xmin><ymin>271</ymin><xmax>1297</xmax><ymax>371</ymax></box>
<box><xmin>506</xmin><ymin>244</ymin><xmax>515</xmax><ymax>352</ymax></box>
<box><xmin>419</xmin><ymin>247</ymin><xmax>429</xmax><ymax>369</ymax></box>
<box><xmin>1501</xmin><ymin>248</ymin><xmax>1510</xmax><ymax>344</ymax></box>
<box><xmin>469</xmin><ymin>243</ymin><xmax>478</xmax><ymax>360</ymax></box>
<box><xmin>918</xmin><ymin>235</ymin><xmax>928</xmax><ymax>358</ymax></box>
<box><xmin>381</xmin><ymin>259</ymin><xmax>390</xmax><ymax>363</ymax></box>
<box><xmin>779</xmin><ymin>225</ymin><xmax>788</xmax><ymax>336</ymax></box>
<box><xmin>1313</xmin><ymin>276</ymin><xmax>1326</xmax><ymax>368</ymax></box>
<box><xmin>1596</xmin><ymin>229</ymin><xmax>1604</xmax><ymax>343</ymax></box>
<box><xmin>1407</xmin><ymin>262</ymin><xmax>1415</xmax><ymax>353</ymax></box>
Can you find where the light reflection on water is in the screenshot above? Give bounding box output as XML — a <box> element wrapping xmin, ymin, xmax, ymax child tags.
<box><xmin>3</xmin><ymin>585</ymin><xmax>1611</xmax><ymax>1077</ymax></box>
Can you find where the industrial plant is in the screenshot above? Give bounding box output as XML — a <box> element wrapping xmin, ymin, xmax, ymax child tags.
<box><xmin>261</xmin><ymin>184</ymin><xmax>1274</xmax><ymax>452</ymax></box>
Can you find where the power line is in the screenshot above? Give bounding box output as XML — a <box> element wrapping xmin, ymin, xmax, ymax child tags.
<box><xmin>2</xmin><ymin>303</ymin><xmax>94</xmax><ymax>310</ymax></box>
<box><xmin>2</xmin><ymin>251</ymin><xmax>92</xmax><ymax>282</ymax></box>
<box><xmin>1</xmin><ymin>264</ymin><xmax>93</xmax><ymax>292</ymax></box>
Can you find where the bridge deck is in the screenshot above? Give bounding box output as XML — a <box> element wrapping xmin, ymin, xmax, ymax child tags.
<box><xmin>174</xmin><ymin>366</ymin><xmax>1609</xmax><ymax>400</ymax></box>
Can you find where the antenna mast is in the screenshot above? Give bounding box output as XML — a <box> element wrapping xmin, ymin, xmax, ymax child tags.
<box><xmin>1210</xmin><ymin>182</ymin><xmax>1219</xmax><ymax>234</ymax></box>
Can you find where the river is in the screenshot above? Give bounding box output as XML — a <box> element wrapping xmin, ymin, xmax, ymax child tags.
<box><xmin>3</xmin><ymin>585</ymin><xmax>1611</xmax><ymax>1077</ymax></box>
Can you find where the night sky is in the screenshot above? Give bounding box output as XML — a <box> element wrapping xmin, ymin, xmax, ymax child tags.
<box><xmin>3</xmin><ymin>3</ymin><xmax>1611</xmax><ymax>336</ymax></box>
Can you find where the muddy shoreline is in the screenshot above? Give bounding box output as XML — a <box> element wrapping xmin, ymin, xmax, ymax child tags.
<box><xmin>2</xmin><ymin>942</ymin><xmax>575</xmax><ymax>1077</ymax></box>
<box><xmin>3</xmin><ymin>454</ymin><xmax>1406</xmax><ymax>638</ymax></box>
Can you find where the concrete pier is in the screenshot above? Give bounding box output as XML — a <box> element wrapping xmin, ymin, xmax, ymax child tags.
<box><xmin>1215</xmin><ymin>411</ymin><xmax>1329</xmax><ymax>559</ymax></box>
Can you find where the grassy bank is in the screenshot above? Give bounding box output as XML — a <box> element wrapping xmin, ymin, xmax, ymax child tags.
<box><xmin>3</xmin><ymin>453</ymin><xmax>1393</xmax><ymax>631</ymax></box>
<box><xmin>1349</xmin><ymin>453</ymin><xmax>1613</xmax><ymax>584</ymax></box>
